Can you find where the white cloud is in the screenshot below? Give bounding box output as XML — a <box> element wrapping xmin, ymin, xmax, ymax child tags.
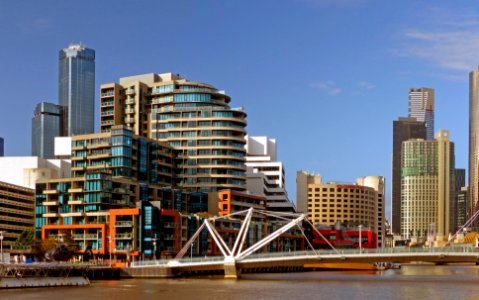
<box><xmin>19</xmin><ymin>18</ymin><xmax>53</xmax><ymax>33</ymax></box>
<box><xmin>394</xmin><ymin>10</ymin><xmax>479</xmax><ymax>72</ymax></box>
<box><xmin>356</xmin><ymin>81</ymin><xmax>376</xmax><ymax>91</ymax></box>
<box><xmin>310</xmin><ymin>81</ymin><xmax>342</xmax><ymax>96</ymax></box>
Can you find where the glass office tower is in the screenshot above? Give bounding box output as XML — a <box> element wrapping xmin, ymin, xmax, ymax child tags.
<box><xmin>31</xmin><ymin>102</ymin><xmax>63</xmax><ymax>159</ymax></box>
<box><xmin>59</xmin><ymin>44</ymin><xmax>95</xmax><ymax>136</ymax></box>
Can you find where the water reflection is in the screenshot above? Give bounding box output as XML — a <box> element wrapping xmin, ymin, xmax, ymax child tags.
<box><xmin>4</xmin><ymin>265</ymin><xmax>479</xmax><ymax>300</ymax></box>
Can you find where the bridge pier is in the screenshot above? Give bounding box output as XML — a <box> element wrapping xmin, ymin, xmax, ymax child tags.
<box><xmin>224</xmin><ymin>257</ymin><xmax>240</xmax><ymax>279</ymax></box>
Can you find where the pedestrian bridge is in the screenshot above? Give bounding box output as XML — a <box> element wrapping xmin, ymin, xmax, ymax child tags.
<box><xmin>126</xmin><ymin>208</ymin><xmax>479</xmax><ymax>278</ymax></box>
<box><xmin>127</xmin><ymin>247</ymin><xmax>479</xmax><ymax>278</ymax></box>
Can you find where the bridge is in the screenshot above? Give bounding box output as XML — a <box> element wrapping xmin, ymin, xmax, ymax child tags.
<box><xmin>124</xmin><ymin>208</ymin><xmax>479</xmax><ymax>279</ymax></box>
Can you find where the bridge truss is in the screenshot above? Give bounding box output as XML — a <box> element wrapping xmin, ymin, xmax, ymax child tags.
<box><xmin>175</xmin><ymin>208</ymin><xmax>340</xmax><ymax>262</ymax></box>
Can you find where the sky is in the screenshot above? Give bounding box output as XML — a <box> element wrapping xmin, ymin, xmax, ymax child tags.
<box><xmin>0</xmin><ymin>0</ymin><xmax>477</xmax><ymax>219</ymax></box>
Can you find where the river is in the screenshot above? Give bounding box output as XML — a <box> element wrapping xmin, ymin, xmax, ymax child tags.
<box><xmin>3</xmin><ymin>264</ymin><xmax>479</xmax><ymax>299</ymax></box>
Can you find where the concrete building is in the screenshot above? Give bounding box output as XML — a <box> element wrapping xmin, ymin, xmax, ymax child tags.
<box><xmin>0</xmin><ymin>157</ymin><xmax>70</xmax><ymax>189</ymax></box>
<box><xmin>304</xmin><ymin>181</ymin><xmax>378</xmax><ymax>234</ymax></box>
<box><xmin>99</xmin><ymin>73</ymin><xmax>247</xmax><ymax>193</ymax></box>
<box><xmin>457</xmin><ymin>187</ymin><xmax>468</xmax><ymax>231</ymax></box>
<box><xmin>54</xmin><ymin>136</ymin><xmax>72</xmax><ymax>159</ymax></box>
<box><xmin>296</xmin><ymin>171</ymin><xmax>383</xmax><ymax>246</ymax></box>
<box><xmin>401</xmin><ymin>130</ymin><xmax>455</xmax><ymax>240</ymax></box>
<box><xmin>0</xmin><ymin>181</ymin><xmax>35</xmax><ymax>254</ymax></box>
<box><xmin>245</xmin><ymin>136</ymin><xmax>295</xmax><ymax>212</ymax></box>
<box><xmin>392</xmin><ymin>117</ymin><xmax>427</xmax><ymax>234</ymax></box>
<box><xmin>59</xmin><ymin>44</ymin><xmax>95</xmax><ymax>136</ymax></box>
<box><xmin>455</xmin><ymin>169</ymin><xmax>466</xmax><ymax>229</ymax></box>
<box><xmin>408</xmin><ymin>88</ymin><xmax>435</xmax><ymax>140</ymax></box>
<box><xmin>469</xmin><ymin>66</ymin><xmax>479</xmax><ymax>225</ymax></box>
<box><xmin>296</xmin><ymin>171</ymin><xmax>322</xmax><ymax>213</ymax></box>
<box><xmin>32</xmin><ymin>102</ymin><xmax>63</xmax><ymax>159</ymax></box>
<box><xmin>35</xmin><ymin>126</ymin><xmax>177</xmax><ymax>259</ymax></box>
<box><xmin>356</xmin><ymin>176</ymin><xmax>386</xmax><ymax>247</ymax></box>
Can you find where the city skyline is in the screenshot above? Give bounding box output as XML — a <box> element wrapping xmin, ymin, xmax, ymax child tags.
<box><xmin>0</xmin><ymin>1</ymin><xmax>476</xmax><ymax>217</ymax></box>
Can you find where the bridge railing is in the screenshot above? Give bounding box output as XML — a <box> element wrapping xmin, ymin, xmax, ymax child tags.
<box><xmin>130</xmin><ymin>245</ymin><xmax>479</xmax><ymax>267</ymax></box>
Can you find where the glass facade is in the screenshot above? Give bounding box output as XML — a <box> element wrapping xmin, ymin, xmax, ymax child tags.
<box><xmin>100</xmin><ymin>74</ymin><xmax>247</xmax><ymax>193</ymax></box>
<box><xmin>31</xmin><ymin>102</ymin><xmax>62</xmax><ymax>159</ymax></box>
<box><xmin>59</xmin><ymin>44</ymin><xmax>95</xmax><ymax>136</ymax></box>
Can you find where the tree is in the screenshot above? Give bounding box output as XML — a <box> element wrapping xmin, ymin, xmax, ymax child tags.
<box><xmin>14</xmin><ymin>229</ymin><xmax>35</xmax><ymax>249</ymax></box>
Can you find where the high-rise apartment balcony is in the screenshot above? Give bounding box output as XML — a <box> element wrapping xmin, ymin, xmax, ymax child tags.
<box><xmin>115</xmin><ymin>221</ymin><xmax>133</xmax><ymax>227</ymax></box>
<box><xmin>115</xmin><ymin>233</ymin><xmax>133</xmax><ymax>240</ymax></box>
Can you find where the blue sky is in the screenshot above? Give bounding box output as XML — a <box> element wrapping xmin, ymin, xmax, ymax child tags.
<box><xmin>0</xmin><ymin>1</ymin><xmax>476</xmax><ymax>219</ymax></box>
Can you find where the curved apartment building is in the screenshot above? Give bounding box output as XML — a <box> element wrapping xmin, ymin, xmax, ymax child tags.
<box><xmin>100</xmin><ymin>73</ymin><xmax>247</xmax><ymax>192</ymax></box>
<box><xmin>306</xmin><ymin>183</ymin><xmax>377</xmax><ymax>232</ymax></box>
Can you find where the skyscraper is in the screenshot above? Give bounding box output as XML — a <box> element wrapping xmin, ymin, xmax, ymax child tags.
<box><xmin>392</xmin><ymin>117</ymin><xmax>427</xmax><ymax>234</ymax></box>
<box><xmin>100</xmin><ymin>73</ymin><xmax>247</xmax><ymax>193</ymax></box>
<box><xmin>469</xmin><ymin>66</ymin><xmax>479</xmax><ymax>225</ymax></box>
<box><xmin>401</xmin><ymin>130</ymin><xmax>455</xmax><ymax>240</ymax></box>
<box><xmin>59</xmin><ymin>43</ymin><xmax>95</xmax><ymax>136</ymax></box>
<box><xmin>455</xmin><ymin>169</ymin><xmax>466</xmax><ymax>230</ymax></box>
<box><xmin>31</xmin><ymin>102</ymin><xmax>63</xmax><ymax>159</ymax></box>
<box><xmin>408</xmin><ymin>88</ymin><xmax>435</xmax><ymax>140</ymax></box>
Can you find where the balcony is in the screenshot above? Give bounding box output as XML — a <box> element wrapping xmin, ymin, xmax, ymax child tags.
<box><xmin>68</xmin><ymin>200</ymin><xmax>83</xmax><ymax>205</ymax></box>
<box><xmin>73</xmin><ymin>234</ymin><xmax>98</xmax><ymax>240</ymax></box>
<box><xmin>101</xmin><ymin>101</ymin><xmax>114</xmax><ymax>107</ymax></box>
<box><xmin>115</xmin><ymin>233</ymin><xmax>133</xmax><ymax>240</ymax></box>
<box><xmin>101</xmin><ymin>120</ymin><xmax>114</xmax><ymax>126</ymax></box>
<box><xmin>125</xmin><ymin>89</ymin><xmax>135</xmax><ymax>95</ymax></box>
<box><xmin>163</xmin><ymin>234</ymin><xmax>179</xmax><ymax>241</ymax></box>
<box><xmin>125</xmin><ymin>99</ymin><xmax>135</xmax><ymax>105</ymax></box>
<box><xmin>101</xmin><ymin>91</ymin><xmax>115</xmax><ymax>98</ymax></box>
<box><xmin>68</xmin><ymin>188</ymin><xmax>84</xmax><ymax>193</ymax></box>
<box><xmin>101</xmin><ymin>111</ymin><xmax>114</xmax><ymax>116</ymax></box>
<box><xmin>43</xmin><ymin>212</ymin><xmax>59</xmax><ymax>218</ymax></box>
<box><xmin>115</xmin><ymin>221</ymin><xmax>133</xmax><ymax>227</ymax></box>
<box><xmin>43</xmin><ymin>201</ymin><xmax>59</xmax><ymax>206</ymax></box>
<box><xmin>163</xmin><ymin>222</ymin><xmax>177</xmax><ymax>229</ymax></box>
<box><xmin>43</xmin><ymin>190</ymin><xmax>58</xmax><ymax>195</ymax></box>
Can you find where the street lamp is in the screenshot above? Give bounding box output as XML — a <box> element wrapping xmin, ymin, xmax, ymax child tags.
<box><xmin>358</xmin><ymin>225</ymin><xmax>362</xmax><ymax>253</ymax></box>
<box><xmin>0</xmin><ymin>231</ymin><xmax>4</xmax><ymax>263</ymax></box>
<box><xmin>152</xmin><ymin>238</ymin><xmax>158</xmax><ymax>261</ymax></box>
<box><xmin>108</xmin><ymin>236</ymin><xmax>112</xmax><ymax>267</ymax></box>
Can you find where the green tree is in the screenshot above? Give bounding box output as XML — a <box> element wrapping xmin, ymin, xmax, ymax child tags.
<box><xmin>14</xmin><ymin>229</ymin><xmax>35</xmax><ymax>249</ymax></box>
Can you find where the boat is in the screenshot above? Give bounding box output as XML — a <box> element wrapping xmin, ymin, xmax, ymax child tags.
<box><xmin>304</xmin><ymin>262</ymin><xmax>385</xmax><ymax>271</ymax></box>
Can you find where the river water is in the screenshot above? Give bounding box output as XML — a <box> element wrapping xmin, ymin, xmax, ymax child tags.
<box><xmin>3</xmin><ymin>264</ymin><xmax>479</xmax><ymax>300</ymax></box>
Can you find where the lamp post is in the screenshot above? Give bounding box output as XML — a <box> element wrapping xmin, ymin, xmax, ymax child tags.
<box><xmin>108</xmin><ymin>236</ymin><xmax>112</xmax><ymax>267</ymax></box>
<box><xmin>358</xmin><ymin>225</ymin><xmax>362</xmax><ymax>253</ymax></box>
<box><xmin>0</xmin><ymin>231</ymin><xmax>4</xmax><ymax>263</ymax></box>
<box><xmin>190</xmin><ymin>241</ymin><xmax>194</xmax><ymax>262</ymax></box>
<box><xmin>152</xmin><ymin>238</ymin><xmax>158</xmax><ymax>261</ymax></box>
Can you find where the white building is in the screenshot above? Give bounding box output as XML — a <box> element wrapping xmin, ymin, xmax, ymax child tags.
<box><xmin>0</xmin><ymin>157</ymin><xmax>70</xmax><ymax>189</ymax></box>
<box><xmin>356</xmin><ymin>176</ymin><xmax>386</xmax><ymax>248</ymax></box>
<box><xmin>245</xmin><ymin>136</ymin><xmax>296</xmax><ymax>212</ymax></box>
